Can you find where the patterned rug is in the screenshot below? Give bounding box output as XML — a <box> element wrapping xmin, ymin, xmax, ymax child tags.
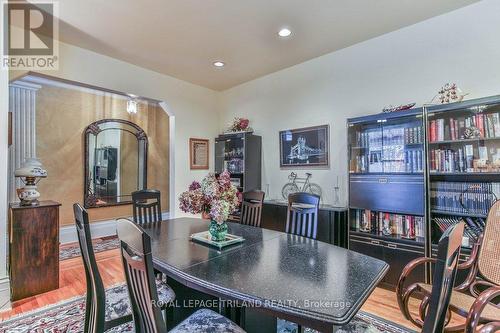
<box><xmin>59</xmin><ymin>236</ymin><xmax>120</xmax><ymax>261</ymax></box>
<box><xmin>0</xmin><ymin>285</ymin><xmax>414</xmax><ymax>333</ymax></box>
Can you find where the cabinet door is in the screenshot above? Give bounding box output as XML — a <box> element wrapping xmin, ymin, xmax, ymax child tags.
<box><xmin>349</xmin><ymin>236</ymin><xmax>384</xmax><ymax>263</ymax></box>
<box><xmin>382</xmin><ymin>242</ymin><xmax>425</xmax><ymax>288</ymax></box>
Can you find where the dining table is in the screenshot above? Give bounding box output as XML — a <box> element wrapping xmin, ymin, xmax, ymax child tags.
<box><xmin>142</xmin><ymin>217</ymin><xmax>389</xmax><ymax>333</ymax></box>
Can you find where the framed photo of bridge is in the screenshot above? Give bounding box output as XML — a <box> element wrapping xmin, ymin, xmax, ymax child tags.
<box><xmin>279</xmin><ymin>124</ymin><xmax>329</xmax><ymax>168</ymax></box>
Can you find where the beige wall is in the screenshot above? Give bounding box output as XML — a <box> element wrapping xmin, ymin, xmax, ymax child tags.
<box><xmin>36</xmin><ymin>84</ymin><xmax>169</xmax><ymax>226</ymax></box>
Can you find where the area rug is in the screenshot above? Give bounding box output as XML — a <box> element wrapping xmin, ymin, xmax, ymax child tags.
<box><xmin>0</xmin><ymin>284</ymin><xmax>415</xmax><ymax>333</ymax></box>
<box><xmin>59</xmin><ymin>236</ymin><xmax>120</xmax><ymax>261</ymax></box>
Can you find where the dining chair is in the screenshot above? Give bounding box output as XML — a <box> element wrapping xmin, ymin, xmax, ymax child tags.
<box><xmin>285</xmin><ymin>192</ymin><xmax>320</xmax><ymax>239</ymax></box>
<box><xmin>239</xmin><ymin>190</ymin><xmax>265</xmax><ymax>227</ymax></box>
<box><xmin>397</xmin><ymin>200</ymin><xmax>500</xmax><ymax>332</ymax></box>
<box><xmin>393</xmin><ymin>222</ymin><xmax>464</xmax><ymax>333</ymax></box>
<box><xmin>116</xmin><ymin>218</ymin><xmax>246</xmax><ymax>333</ymax></box>
<box><xmin>73</xmin><ymin>203</ymin><xmax>132</xmax><ymax>332</ymax></box>
<box><xmin>132</xmin><ymin>189</ymin><xmax>162</xmax><ymax>224</ymax></box>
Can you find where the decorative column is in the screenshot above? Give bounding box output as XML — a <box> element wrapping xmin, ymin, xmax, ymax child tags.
<box><xmin>8</xmin><ymin>81</ymin><xmax>41</xmax><ymax>203</ymax></box>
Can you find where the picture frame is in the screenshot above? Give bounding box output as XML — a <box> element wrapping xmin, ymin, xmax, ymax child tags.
<box><xmin>279</xmin><ymin>125</ymin><xmax>329</xmax><ymax>168</ymax></box>
<box><xmin>189</xmin><ymin>138</ymin><xmax>209</xmax><ymax>170</ymax></box>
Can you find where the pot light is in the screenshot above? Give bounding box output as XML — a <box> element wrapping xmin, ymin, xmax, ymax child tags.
<box><xmin>278</xmin><ymin>28</ymin><xmax>292</xmax><ymax>37</ymax></box>
<box><xmin>213</xmin><ymin>61</ymin><xmax>225</xmax><ymax>68</ymax></box>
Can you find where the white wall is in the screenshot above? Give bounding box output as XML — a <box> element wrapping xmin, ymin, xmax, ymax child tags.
<box><xmin>219</xmin><ymin>0</ymin><xmax>500</xmax><ymax>205</ymax></box>
<box><xmin>10</xmin><ymin>41</ymin><xmax>220</xmax><ymax>218</ymax></box>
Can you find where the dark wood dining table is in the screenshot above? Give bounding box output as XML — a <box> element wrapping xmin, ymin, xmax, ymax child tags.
<box><xmin>142</xmin><ymin>217</ymin><xmax>388</xmax><ymax>333</ymax></box>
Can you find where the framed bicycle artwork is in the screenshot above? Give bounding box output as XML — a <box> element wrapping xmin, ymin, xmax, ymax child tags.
<box><xmin>279</xmin><ymin>124</ymin><xmax>329</xmax><ymax>167</ymax></box>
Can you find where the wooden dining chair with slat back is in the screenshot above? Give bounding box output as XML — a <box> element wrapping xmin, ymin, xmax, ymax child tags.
<box><xmin>286</xmin><ymin>192</ymin><xmax>320</xmax><ymax>239</ymax></box>
<box><xmin>116</xmin><ymin>218</ymin><xmax>246</xmax><ymax>333</ymax></box>
<box><xmin>132</xmin><ymin>189</ymin><xmax>162</xmax><ymax>224</ymax></box>
<box><xmin>240</xmin><ymin>190</ymin><xmax>265</xmax><ymax>227</ymax></box>
<box><xmin>73</xmin><ymin>203</ymin><xmax>132</xmax><ymax>333</ymax></box>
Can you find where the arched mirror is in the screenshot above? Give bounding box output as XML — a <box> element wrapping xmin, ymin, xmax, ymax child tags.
<box><xmin>84</xmin><ymin>119</ymin><xmax>148</xmax><ymax>208</ymax></box>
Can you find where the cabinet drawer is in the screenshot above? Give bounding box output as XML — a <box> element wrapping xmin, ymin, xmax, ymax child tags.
<box><xmin>349</xmin><ymin>174</ymin><xmax>424</xmax><ymax>215</ymax></box>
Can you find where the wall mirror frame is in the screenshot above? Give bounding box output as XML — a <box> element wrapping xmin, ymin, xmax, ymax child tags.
<box><xmin>84</xmin><ymin>118</ymin><xmax>148</xmax><ymax>208</ymax></box>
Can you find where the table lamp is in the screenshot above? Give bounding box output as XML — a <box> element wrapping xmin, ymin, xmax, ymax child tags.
<box><xmin>14</xmin><ymin>158</ymin><xmax>47</xmax><ymax>206</ymax></box>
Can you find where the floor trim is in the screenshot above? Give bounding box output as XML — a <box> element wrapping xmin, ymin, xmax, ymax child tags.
<box><xmin>60</xmin><ymin>212</ymin><xmax>171</xmax><ymax>244</ymax></box>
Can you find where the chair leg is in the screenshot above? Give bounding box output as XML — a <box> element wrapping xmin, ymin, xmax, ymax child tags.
<box><xmin>297</xmin><ymin>324</ymin><xmax>305</xmax><ymax>333</ymax></box>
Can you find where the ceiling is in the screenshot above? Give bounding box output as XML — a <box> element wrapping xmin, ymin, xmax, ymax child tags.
<box><xmin>51</xmin><ymin>0</ymin><xmax>478</xmax><ymax>91</ymax></box>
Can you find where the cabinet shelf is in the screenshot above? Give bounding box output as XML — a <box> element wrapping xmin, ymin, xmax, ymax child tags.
<box><xmin>431</xmin><ymin>209</ymin><xmax>487</xmax><ymax>218</ymax></box>
<box><xmin>350</xmin><ymin>229</ymin><xmax>425</xmax><ymax>245</ymax></box>
<box><xmin>429</xmin><ymin>137</ymin><xmax>500</xmax><ymax>145</ymax></box>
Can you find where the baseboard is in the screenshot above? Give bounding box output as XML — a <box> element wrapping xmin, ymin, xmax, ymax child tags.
<box><xmin>60</xmin><ymin>212</ymin><xmax>171</xmax><ymax>244</ymax></box>
<box><xmin>0</xmin><ymin>277</ymin><xmax>11</xmax><ymax>311</ymax></box>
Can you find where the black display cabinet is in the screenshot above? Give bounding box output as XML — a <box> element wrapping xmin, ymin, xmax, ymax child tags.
<box><xmin>347</xmin><ymin>108</ymin><xmax>427</xmax><ymax>289</ymax></box>
<box><xmin>215</xmin><ymin>132</ymin><xmax>262</xmax><ymax>220</ymax></box>
<box><xmin>426</xmin><ymin>95</ymin><xmax>500</xmax><ymax>284</ymax></box>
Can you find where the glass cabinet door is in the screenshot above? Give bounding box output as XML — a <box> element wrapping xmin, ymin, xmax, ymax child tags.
<box><xmin>427</xmin><ymin>103</ymin><xmax>500</xmax><ymax>175</ymax></box>
<box><xmin>216</xmin><ymin>136</ymin><xmax>245</xmax><ymax>174</ymax></box>
<box><xmin>381</xmin><ymin>115</ymin><xmax>424</xmax><ymax>174</ymax></box>
<box><xmin>348</xmin><ymin>122</ymin><xmax>382</xmax><ymax>174</ymax></box>
<box><xmin>348</xmin><ymin>112</ymin><xmax>423</xmax><ymax>174</ymax></box>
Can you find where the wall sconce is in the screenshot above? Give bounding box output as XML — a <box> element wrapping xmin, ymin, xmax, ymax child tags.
<box><xmin>127</xmin><ymin>99</ymin><xmax>138</xmax><ymax>114</ymax></box>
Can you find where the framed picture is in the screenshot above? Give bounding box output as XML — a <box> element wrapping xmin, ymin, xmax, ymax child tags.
<box><xmin>279</xmin><ymin>125</ymin><xmax>329</xmax><ymax>168</ymax></box>
<box><xmin>189</xmin><ymin>138</ymin><xmax>209</xmax><ymax>170</ymax></box>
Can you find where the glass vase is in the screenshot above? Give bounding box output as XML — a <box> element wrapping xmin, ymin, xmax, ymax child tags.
<box><xmin>209</xmin><ymin>220</ymin><xmax>228</xmax><ymax>242</ymax></box>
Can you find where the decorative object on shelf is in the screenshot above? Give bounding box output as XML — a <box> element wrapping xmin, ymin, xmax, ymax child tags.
<box><xmin>225</xmin><ymin>117</ymin><xmax>253</xmax><ymax>133</ymax></box>
<box><xmin>189</xmin><ymin>138</ymin><xmax>209</xmax><ymax>170</ymax></box>
<box><xmin>14</xmin><ymin>158</ymin><xmax>47</xmax><ymax>206</ymax></box>
<box><xmin>179</xmin><ymin>171</ymin><xmax>240</xmax><ymax>241</ymax></box>
<box><xmin>279</xmin><ymin>124</ymin><xmax>329</xmax><ymax>167</ymax></box>
<box><xmin>281</xmin><ymin>172</ymin><xmax>322</xmax><ymax>200</ymax></box>
<box><xmin>430</xmin><ymin>83</ymin><xmax>468</xmax><ymax>104</ymax></box>
<box><xmin>463</xmin><ymin>126</ymin><xmax>481</xmax><ymax>139</ymax></box>
<box><xmin>382</xmin><ymin>103</ymin><xmax>416</xmax><ymax>113</ymax></box>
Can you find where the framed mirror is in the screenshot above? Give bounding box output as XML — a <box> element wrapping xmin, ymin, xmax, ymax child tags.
<box><xmin>84</xmin><ymin>119</ymin><xmax>148</xmax><ymax>208</ymax></box>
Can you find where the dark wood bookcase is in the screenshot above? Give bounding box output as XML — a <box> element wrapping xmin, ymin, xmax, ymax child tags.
<box><xmin>347</xmin><ymin>95</ymin><xmax>500</xmax><ymax>289</ymax></box>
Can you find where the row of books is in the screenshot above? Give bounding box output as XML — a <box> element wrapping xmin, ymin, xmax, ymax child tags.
<box><xmin>433</xmin><ymin>216</ymin><xmax>485</xmax><ymax>244</ymax></box>
<box><xmin>354</xmin><ymin>125</ymin><xmax>423</xmax><ymax>148</ymax></box>
<box><xmin>429</xmin><ymin>146</ymin><xmax>474</xmax><ymax>173</ymax></box>
<box><xmin>430</xmin><ymin>181</ymin><xmax>499</xmax><ymax>216</ymax></box>
<box><xmin>429</xmin><ymin>112</ymin><xmax>500</xmax><ymax>142</ymax></box>
<box><xmin>352</xmin><ymin>209</ymin><xmax>425</xmax><ymax>239</ymax></box>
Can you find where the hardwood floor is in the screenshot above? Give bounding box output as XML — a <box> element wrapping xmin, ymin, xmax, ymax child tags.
<box><xmin>0</xmin><ymin>247</ymin><xmax>462</xmax><ymax>330</ymax></box>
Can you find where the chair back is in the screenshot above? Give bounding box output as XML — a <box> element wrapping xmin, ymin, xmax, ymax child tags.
<box><xmin>285</xmin><ymin>192</ymin><xmax>320</xmax><ymax>239</ymax></box>
<box><xmin>477</xmin><ymin>200</ymin><xmax>500</xmax><ymax>286</ymax></box>
<box><xmin>422</xmin><ymin>222</ymin><xmax>464</xmax><ymax>333</ymax></box>
<box><xmin>132</xmin><ymin>190</ymin><xmax>162</xmax><ymax>224</ymax></box>
<box><xmin>240</xmin><ymin>190</ymin><xmax>265</xmax><ymax>227</ymax></box>
<box><xmin>117</xmin><ymin>218</ymin><xmax>166</xmax><ymax>333</ymax></box>
<box><xmin>73</xmin><ymin>203</ymin><xmax>106</xmax><ymax>333</ymax></box>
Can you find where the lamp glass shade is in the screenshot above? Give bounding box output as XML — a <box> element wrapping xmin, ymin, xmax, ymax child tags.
<box><xmin>14</xmin><ymin>158</ymin><xmax>47</xmax><ymax>178</ymax></box>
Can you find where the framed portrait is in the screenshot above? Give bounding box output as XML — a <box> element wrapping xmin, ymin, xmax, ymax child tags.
<box><xmin>279</xmin><ymin>125</ymin><xmax>329</xmax><ymax>168</ymax></box>
<box><xmin>189</xmin><ymin>138</ymin><xmax>209</xmax><ymax>170</ymax></box>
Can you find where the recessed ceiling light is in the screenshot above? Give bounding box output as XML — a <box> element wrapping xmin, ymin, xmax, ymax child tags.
<box><xmin>213</xmin><ymin>61</ymin><xmax>225</xmax><ymax>67</ymax></box>
<box><xmin>278</xmin><ymin>28</ymin><xmax>292</xmax><ymax>37</ymax></box>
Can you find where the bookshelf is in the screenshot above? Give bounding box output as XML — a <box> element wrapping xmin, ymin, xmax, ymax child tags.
<box><xmin>347</xmin><ymin>109</ymin><xmax>427</xmax><ymax>288</ymax></box>
<box><xmin>426</xmin><ymin>96</ymin><xmax>500</xmax><ymax>270</ymax></box>
<box><xmin>347</xmin><ymin>94</ymin><xmax>500</xmax><ymax>288</ymax></box>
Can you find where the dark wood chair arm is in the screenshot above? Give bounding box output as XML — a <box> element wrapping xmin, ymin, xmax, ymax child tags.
<box><xmin>479</xmin><ymin>322</ymin><xmax>500</xmax><ymax>333</ymax></box>
<box><xmin>465</xmin><ymin>286</ymin><xmax>500</xmax><ymax>333</ymax></box>
<box><xmin>396</xmin><ymin>256</ymin><xmax>436</xmax><ymax>323</ymax></box>
<box><xmin>458</xmin><ymin>233</ymin><xmax>483</xmax><ymax>270</ymax></box>
<box><xmin>469</xmin><ymin>280</ymin><xmax>498</xmax><ymax>298</ymax></box>
<box><xmin>455</xmin><ymin>234</ymin><xmax>483</xmax><ymax>292</ymax></box>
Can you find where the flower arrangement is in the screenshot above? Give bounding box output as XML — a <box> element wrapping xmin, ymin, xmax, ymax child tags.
<box><xmin>227</xmin><ymin>117</ymin><xmax>252</xmax><ymax>133</ymax></box>
<box><xmin>179</xmin><ymin>171</ymin><xmax>240</xmax><ymax>224</ymax></box>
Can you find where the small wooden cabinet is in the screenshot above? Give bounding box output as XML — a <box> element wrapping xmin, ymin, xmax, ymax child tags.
<box><xmin>9</xmin><ymin>201</ymin><xmax>61</xmax><ymax>301</ymax></box>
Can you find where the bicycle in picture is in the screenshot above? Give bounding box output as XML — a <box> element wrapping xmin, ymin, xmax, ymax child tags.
<box><xmin>281</xmin><ymin>172</ymin><xmax>322</xmax><ymax>200</ymax></box>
